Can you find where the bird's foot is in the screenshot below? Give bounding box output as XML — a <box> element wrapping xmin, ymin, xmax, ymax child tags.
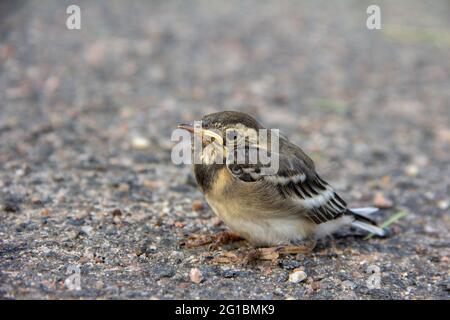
<box><xmin>208</xmin><ymin>248</ymin><xmax>273</xmax><ymax>265</ymax></box>
<box><xmin>278</xmin><ymin>238</ymin><xmax>316</xmax><ymax>255</ymax></box>
<box><xmin>238</xmin><ymin>240</ymin><xmax>317</xmax><ymax>265</ymax></box>
<box><xmin>206</xmin><ymin>239</ymin><xmax>316</xmax><ymax>265</ymax></box>
<box><xmin>180</xmin><ymin>231</ymin><xmax>243</xmax><ymax>250</ymax></box>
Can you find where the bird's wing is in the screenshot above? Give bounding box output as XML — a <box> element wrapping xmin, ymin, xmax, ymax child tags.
<box><xmin>226</xmin><ymin>143</ymin><xmax>348</xmax><ymax>224</ymax></box>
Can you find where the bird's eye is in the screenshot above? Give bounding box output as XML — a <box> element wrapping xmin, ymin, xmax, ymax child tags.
<box><xmin>230</xmin><ymin>165</ymin><xmax>242</xmax><ymax>174</ymax></box>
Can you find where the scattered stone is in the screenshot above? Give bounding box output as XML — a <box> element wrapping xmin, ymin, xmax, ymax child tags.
<box><xmin>405</xmin><ymin>165</ymin><xmax>419</xmax><ymax>177</ymax></box>
<box><xmin>221</xmin><ymin>269</ymin><xmax>245</xmax><ymax>278</ymax></box>
<box><xmin>423</xmin><ymin>225</ymin><xmax>438</xmax><ymax>234</ymax></box>
<box><xmin>288</xmin><ymin>269</ymin><xmax>307</xmax><ymax>284</ymax></box>
<box><xmin>95</xmin><ymin>280</ymin><xmax>104</xmax><ymax>290</ymax></box>
<box><xmin>310</xmin><ymin>280</ymin><xmax>322</xmax><ymax>291</ymax></box>
<box><xmin>174</xmin><ymin>221</ymin><xmax>185</xmax><ymax>228</ymax></box>
<box><xmin>67</xmin><ymin>217</ymin><xmax>85</xmax><ymax>226</ymax></box>
<box><xmin>111</xmin><ymin>208</ymin><xmax>123</xmax><ymax>224</ymax></box>
<box><xmin>341</xmin><ymin>280</ymin><xmax>356</xmax><ymax>290</ymax></box>
<box><xmin>78</xmin><ymin>252</ymin><xmax>94</xmax><ymax>263</ymax></box>
<box><xmin>379</xmin><ymin>175</ymin><xmax>391</xmax><ymax>188</ymax></box>
<box><xmin>3</xmin><ymin>202</ymin><xmax>20</xmax><ymax>213</ymax></box>
<box><xmin>277</xmin><ymin>273</ymin><xmax>289</xmax><ymax>283</ymax></box>
<box><xmin>131</xmin><ymin>136</ymin><xmax>150</xmax><ymax>149</ymax></box>
<box><xmin>111</xmin><ymin>208</ymin><xmax>122</xmax><ymax>217</ymax></box>
<box><xmin>31</xmin><ymin>196</ymin><xmax>42</xmax><ymax>205</ymax></box>
<box><xmin>373</xmin><ymin>192</ymin><xmax>393</xmax><ymax>209</ymax></box>
<box><xmin>135</xmin><ymin>246</ymin><xmax>145</xmax><ymax>257</ymax></box>
<box><xmin>117</xmin><ymin>183</ymin><xmax>130</xmax><ymax>193</ymax></box>
<box><xmin>40</xmin><ymin>209</ymin><xmax>51</xmax><ymax>217</ymax></box>
<box><xmin>80</xmin><ymin>226</ymin><xmax>93</xmax><ymax>236</ymax></box>
<box><xmin>16</xmin><ymin>222</ymin><xmax>29</xmax><ymax>232</ymax></box>
<box><xmin>136</xmin><ymin>242</ymin><xmax>157</xmax><ymax>257</ymax></box>
<box><xmin>437</xmin><ymin>200</ymin><xmax>449</xmax><ymax>210</ymax></box>
<box><xmin>65</xmin><ymin>230</ymin><xmax>79</xmax><ymax>240</ymax></box>
<box><xmin>192</xmin><ymin>200</ymin><xmax>204</xmax><ymax>212</ymax></box>
<box><xmin>189</xmin><ymin>268</ymin><xmax>203</xmax><ymax>284</ymax></box>
<box><xmin>437</xmin><ymin>128</ymin><xmax>450</xmax><ymax>144</ymax></box>
<box><xmin>444</xmin><ymin>281</ymin><xmax>450</xmax><ymax>293</ymax></box>
<box><xmin>279</xmin><ymin>259</ymin><xmax>302</xmax><ymax>270</ymax></box>
<box><xmin>94</xmin><ymin>253</ymin><xmax>106</xmax><ymax>264</ymax></box>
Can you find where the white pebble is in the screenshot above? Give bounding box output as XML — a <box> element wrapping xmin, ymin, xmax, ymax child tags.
<box><xmin>189</xmin><ymin>268</ymin><xmax>203</xmax><ymax>284</ymax></box>
<box><xmin>131</xmin><ymin>136</ymin><xmax>150</xmax><ymax>149</ymax></box>
<box><xmin>405</xmin><ymin>165</ymin><xmax>419</xmax><ymax>177</ymax></box>
<box><xmin>81</xmin><ymin>226</ymin><xmax>93</xmax><ymax>236</ymax></box>
<box><xmin>437</xmin><ymin>200</ymin><xmax>449</xmax><ymax>210</ymax></box>
<box><xmin>288</xmin><ymin>270</ymin><xmax>307</xmax><ymax>284</ymax></box>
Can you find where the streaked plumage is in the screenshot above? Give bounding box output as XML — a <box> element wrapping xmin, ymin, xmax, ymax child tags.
<box><xmin>180</xmin><ymin>111</ymin><xmax>386</xmax><ymax>247</ymax></box>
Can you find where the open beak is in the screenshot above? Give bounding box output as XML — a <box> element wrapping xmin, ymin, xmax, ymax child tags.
<box><xmin>178</xmin><ymin>122</ymin><xmax>224</xmax><ymax>145</ymax></box>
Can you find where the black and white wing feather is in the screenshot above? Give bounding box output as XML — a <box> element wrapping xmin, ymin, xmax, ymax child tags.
<box><xmin>226</xmin><ymin>142</ymin><xmax>349</xmax><ymax>225</ymax></box>
<box><xmin>226</xmin><ymin>137</ymin><xmax>386</xmax><ymax>236</ymax></box>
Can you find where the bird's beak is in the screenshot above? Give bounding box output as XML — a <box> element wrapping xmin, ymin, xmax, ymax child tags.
<box><xmin>178</xmin><ymin>122</ymin><xmax>224</xmax><ymax>145</ymax></box>
<box><xmin>178</xmin><ymin>122</ymin><xmax>195</xmax><ymax>133</ymax></box>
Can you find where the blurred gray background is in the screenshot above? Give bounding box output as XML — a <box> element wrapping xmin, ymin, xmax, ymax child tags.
<box><xmin>0</xmin><ymin>0</ymin><xmax>449</xmax><ymax>299</ymax></box>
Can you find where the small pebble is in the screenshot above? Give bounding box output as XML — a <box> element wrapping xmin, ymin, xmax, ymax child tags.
<box><xmin>189</xmin><ymin>268</ymin><xmax>203</xmax><ymax>284</ymax></box>
<box><xmin>279</xmin><ymin>259</ymin><xmax>301</xmax><ymax>270</ymax></box>
<box><xmin>341</xmin><ymin>280</ymin><xmax>356</xmax><ymax>290</ymax></box>
<box><xmin>174</xmin><ymin>221</ymin><xmax>185</xmax><ymax>228</ymax></box>
<box><xmin>373</xmin><ymin>192</ymin><xmax>393</xmax><ymax>209</ymax></box>
<box><xmin>135</xmin><ymin>246</ymin><xmax>145</xmax><ymax>257</ymax></box>
<box><xmin>66</xmin><ymin>230</ymin><xmax>79</xmax><ymax>240</ymax></box>
<box><xmin>437</xmin><ymin>200</ymin><xmax>449</xmax><ymax>210</ymax></box>
<box><xmin>311</xmin><ymin>281</ymin><xmax>322</xmax><ymax>291</ymax></box>
<box><xmin>81</xmin><ymin>226</ymin><xmax>93</xmax><ymax>236</ymax></box>
<box><xmin>405</xmin><ymin>165</ymin><xmax>419</xmax><ymax>177</ymax></box>
<box><xmin>95</xmin><ymin>280</ymin><xmax>104</xmax><ymax>290</ymax></box>
<box><xmin>3</xmin><ymin>202</ymin><xmax>19</xmax><ymax>213</ymax></box>
<box><xmin>40</xmin><ymin>209</ymin><xmax>51</xmax><ymax>217</ymax></box>
<box><xmin>31</xmin><ymin>196</ymin><xmax>42</xmax><ymax>205</ymax></box>
<box><xmin>132</xmin><ymin>136</ymin><xmax>150</xmax><ymax>149</ymax></box>
<box><xmin>192</xmin><ymin>200</ymin><xmax>204</xmax><ymax>212</ymax></box>
<box><xmin>288</xmin><ymin>269</ymin><xmax>307</xmax><ymax>284</ymax></box>
<box><xmin>111</xmin><ymin>208</ymin><xmax>122</xmax><ymax>217</ymax></box>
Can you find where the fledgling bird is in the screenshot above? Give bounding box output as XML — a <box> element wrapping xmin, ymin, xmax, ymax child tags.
<box><xmin>178</xmin><ymin>111</ymin><xmax>386</xmax><ymax>254</ymax></box>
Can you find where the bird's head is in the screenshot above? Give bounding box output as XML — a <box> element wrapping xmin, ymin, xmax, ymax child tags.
<box><xmin>178</xmin><ymin>111</ymin><xmax>265</xmax><ymax>165</ymax></box>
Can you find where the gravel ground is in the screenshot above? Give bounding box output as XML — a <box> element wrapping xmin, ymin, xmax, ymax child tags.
<box><xmin>0</xmin><ymin>0</ymin><xmax>449</xmax><ymax>300</ymax></box>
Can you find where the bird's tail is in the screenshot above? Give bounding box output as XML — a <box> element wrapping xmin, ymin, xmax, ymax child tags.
<box><xmin>348</xmin><ymin>207</ymin><xmax>387</xmax><ymax>237</ymax></box>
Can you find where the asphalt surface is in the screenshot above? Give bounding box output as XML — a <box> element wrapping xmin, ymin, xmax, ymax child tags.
<box><xmin>0</xmin><ymin>0</ymin><xmax>449</xmax><ymax>299</ymax></box>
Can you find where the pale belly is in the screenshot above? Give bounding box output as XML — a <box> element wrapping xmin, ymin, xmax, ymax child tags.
<box><xmin>202</xmin><ymin>167</ymin><xmax>352</xmax><ymax>246</ymax></box>
<box><xmin>205</xmin><ymin>196</ymin><xmax>317</xmax><ymax>246</ymax></box>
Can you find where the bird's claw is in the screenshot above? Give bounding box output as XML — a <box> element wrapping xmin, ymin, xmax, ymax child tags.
<box><xmin>180</xmin><ymin>231</ymin><xmax>243</xmax><ymax>250</ymax></box>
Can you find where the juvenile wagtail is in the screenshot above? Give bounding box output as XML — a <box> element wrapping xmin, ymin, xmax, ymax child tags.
<box><xmin>178</xmin><ymin>111</ymin><xmax>386</xmax><ymax>255</ymax></box>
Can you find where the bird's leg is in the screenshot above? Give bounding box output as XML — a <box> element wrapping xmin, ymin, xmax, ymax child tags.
<box><xmin>239</xmin><ymin>247</ymin><xmax>280</xmax><ymax>265</ymax></box>
<box><xmin>239</xmin><ymin>238</ymin><xmax>316</xmax><ymax>265</ymax></box>
<box><xmin>180</xmin><ymin>230</ymin><xmax>243</xmax><ymax>249</ymax></box>
<box><xmin>278</xmin><ymin>238</ymin><xmax>317</xmax><ymax>255</ymax></box>
<box><xmin>208</xmin><ymin>231</ymin><xmax>244</xmax><ymax>250</ymax></box>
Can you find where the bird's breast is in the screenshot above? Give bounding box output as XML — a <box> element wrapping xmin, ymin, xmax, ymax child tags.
<box><xmin>203</xmin><ymin>167</ymin><xmax>315</xmax><ymax>245</ymax></box>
